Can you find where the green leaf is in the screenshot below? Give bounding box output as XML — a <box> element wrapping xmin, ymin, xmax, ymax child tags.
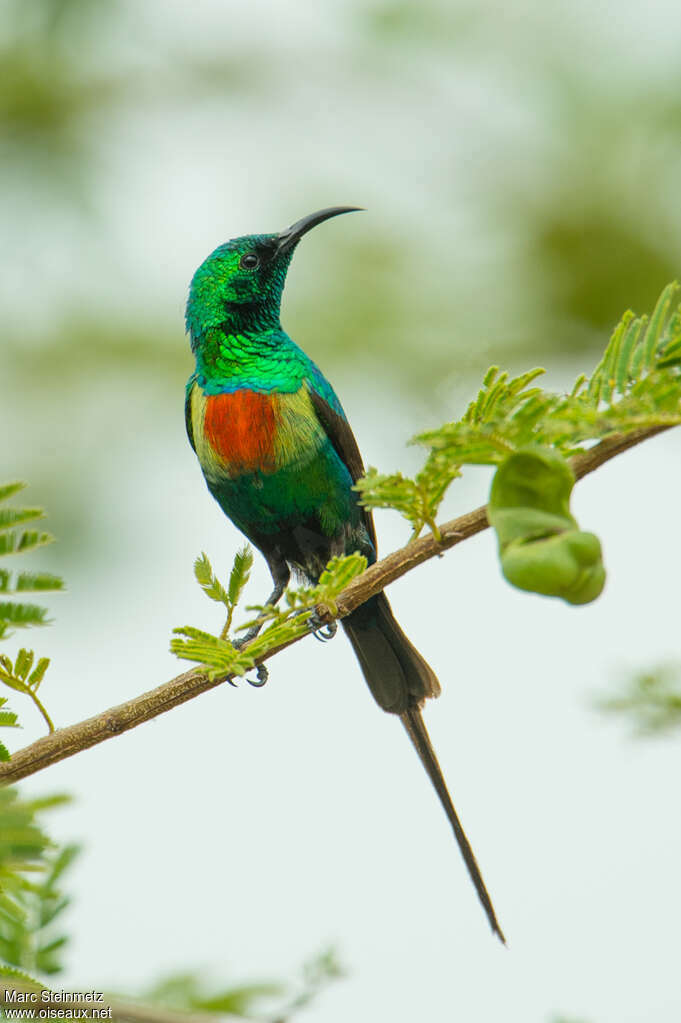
<box><xmin>0</xmin><ymin>507</ymin><xmax>45</xmax><ymax>532</ymax></box>
<box><xmin>15</xmin><ymin>572</ymin><xmax>64</xmax><ymax>593</ymax></box>
<box><xmin>174</xmin><ymin>552</ymin><xmax>367</xmax><ymax>678</ymax></box>
<box><xmin>616</xmin><ymin>316</ymin><xmax>645</xmax><ymax>392</ymax></box>
<box><xmin>0</xmin><ymin>483</ymin><xmax>27</xmax><ymax>503</ymax></box>
<box><xmin>28</xmin><ymin>657</ymin><xmax>50</xmax><ymax>690</ymax></box>
<box><xmin>193</xmin><ymin>551</ymin><xmax>214</xmax><ymax>589</ymax></box>
<box><xmin>196</xmin><ymin>983</ymin><xmax>285</xmax><ymax>1014</ymax></box>
<box><xmin>20</xmin><ymin>795</ymin><xmax>71</xmax><ymax>814</ymax></box>
<box><xmin>0</xmin><ymin>960</ymin><xmax>43</xmax><ymax>984</ymax></box>
<box><xmin>44</xmin><ymin>845</ymin><xmax>79</xmax><ymax>889</ymax></box>
<box><xmin>0</xmin><ymin>664</ymin><xmax>29</xmax><ymax>693</ymax></box>
<box><xmin>358</xmin><ymin>285</ymin><xmax>681</xmax><ymax>537</ymax></box>
<box><xmin>641</xmin><ymin>282</ymin><xmax>679</xmax><ymax>369</ymax></box>
<box><xmin>227</xmin><ymin>544</ymin><xmax>253</xmax><ymax>607</ymax></box>
<box><xmin>316</xmin><ymin>553</ymin><xmax>367</xmax><ymax>606</ymax></box>
<box><xmin>193</xmin><ymin>552</ymin><xmax>230</xmax><ymax>607</ymax></box>
<box><xmin>0</xmin><ymin>602</ymin><xmax>49</xmax><ymax>629</ymax></box>
<box><xmin>0</xmin><ymin>789</ymin><xmax>76</xmax><ymax>977</ymax></box>
<box><xmin>14</xmin><ymin>649</ymin><xmax>34</xmax><ymax>682</ymax></box>
<box><xmin>0</xmin><ymin>530</ymin><xmax>54</xmax><ymax>557</ymax></box>
<box><xmin>170</xmin><ymin>627</ymin><xmax>250</xmax><ymax>678</ymax></box>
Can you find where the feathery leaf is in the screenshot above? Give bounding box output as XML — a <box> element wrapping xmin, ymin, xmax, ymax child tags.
<box><xmin>227</xmin><ymin>544</ymin><xmax>253</xmax><ymax>607</ymax></box>
<box><xmin>357</xmin><ymin>283</ymin><xmax>681</xmax><ymax>537</ymax></box>
<box><xmin>0</xmin><ymin>483</ymin><xmax>26</xmax><ymax>503</ymax></box>
<box><xmin>193</xmin><ymin>552</ymin><xmax>230</xmax><ymax>607</ymax></box>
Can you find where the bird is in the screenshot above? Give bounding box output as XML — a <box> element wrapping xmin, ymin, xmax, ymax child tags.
<box><xmin>184</xmin><ymin>207</ymin><xmax>505</xmax><ymax>943</ymax></box>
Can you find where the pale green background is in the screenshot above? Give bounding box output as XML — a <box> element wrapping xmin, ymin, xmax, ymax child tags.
<box><xmin>3</xmin><ymin>1</ymin><xmax>681</xmax><ymax>1020</ymax></box>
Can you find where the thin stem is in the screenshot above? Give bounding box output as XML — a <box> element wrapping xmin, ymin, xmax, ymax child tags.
<box><xmin>28</xmin><ymin>688</ymin><xmax>55</xmax><ymax>734</ymax></box>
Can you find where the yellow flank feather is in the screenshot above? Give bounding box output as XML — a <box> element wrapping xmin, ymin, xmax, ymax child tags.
<box><xmin>190</xmin><ymin>382</ymin><xmax>226</xmax><ymax>481</ymax></box>
<box><xmin>272</xmin><ymin>385</ymin><xmax>326</xmax><ymax>469</ymax></box>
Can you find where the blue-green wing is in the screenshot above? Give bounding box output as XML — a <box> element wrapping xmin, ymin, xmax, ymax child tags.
<box><xmin>307</xmin><ymin>383</ymin><xmax>377</xmax><ymax>552</ymax></box>
<box><xmin>185</xmin><ymin>374</ymin><xmax>197</xmax><ymax>452</ymax></box>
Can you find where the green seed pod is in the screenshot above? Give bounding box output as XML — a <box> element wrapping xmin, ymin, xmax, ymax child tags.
<box><xmin>488</xmin><ymin>446</ymin><xmax>606</xmax><ymax>605</ymax></box>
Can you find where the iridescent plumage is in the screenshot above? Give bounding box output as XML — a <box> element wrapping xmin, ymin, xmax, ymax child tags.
<box><xmin>184</xmin><ymin>208</ymin><xmax>504</xmax><ymax>941</ymax></box>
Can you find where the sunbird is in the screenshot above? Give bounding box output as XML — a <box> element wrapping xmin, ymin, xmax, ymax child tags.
<box><xmin>184</xmin><ymin>207</ymin><xmax>504</xmax><ymax>942</ymax></box>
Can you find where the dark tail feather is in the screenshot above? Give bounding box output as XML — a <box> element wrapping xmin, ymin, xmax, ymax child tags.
<box><xmin>402</xmin><ymin>706</ymin><xmax>506</xmax><ymax>944</ymax></box>
<box><xmin>342</xmin><ymin>592</ymin><xmax>440</xmax><ymax>713</ymax></box>
<box><xmin>342</xmin><ymin>593</ymin><xmax>505</xmax><ymax>944</ymax></box>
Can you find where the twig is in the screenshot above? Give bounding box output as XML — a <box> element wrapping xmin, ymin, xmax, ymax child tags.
<box><xmin>0</xmin><ymin>425</ymin><xmax>672</xmax><ymax>786</ymax></box>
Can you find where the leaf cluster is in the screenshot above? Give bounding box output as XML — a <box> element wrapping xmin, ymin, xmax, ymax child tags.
<box><xmin>357</xmin><ymin>283</ymin><xmax>681</xmax><ymax>536</ymax></box>
<box><xmin>0</xmin><ymin>787</ymin><xmax>77</xmax><ymax>979</ymax></box>
<box><xmin>0</xmin><ymin>482</ymin><xmax>63</xmax><ymax>641</ymax></box>
<box><xmin>171</xmin><ymin>550</ymin><xmax>366</xmax><ymax>680</ymax></box>
<box><xmin>0</xmin><ymin>483</ymin><xmax>63</xmax><ymax>741</ymax></box>
<box><xmin>193</xmin><ymin>546</ymin><xmax>253</xmax><ymax>639</ymax></box>
<box><xmin>136</xmin><ymin>972</ymin><xmax>284</xmax><ymax>1018</ymax></box>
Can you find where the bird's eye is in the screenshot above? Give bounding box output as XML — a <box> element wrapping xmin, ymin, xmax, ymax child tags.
<box><xmin>240</xmin><ymin>252</ymin><xmax>260</xmax><ymax>270</ymax></box>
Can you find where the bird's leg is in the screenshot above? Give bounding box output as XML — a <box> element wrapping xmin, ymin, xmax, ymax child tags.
<box><xmin>234</xmin><ymin>553</ymin><xmax>290</xmax><ymax>649</ymax></box>
<box><xmin>232</xmin><ymin>553</ymin><xmax>289</xmax><ymax>687</ymax></box>
<box><xmin>233</xmin><ymin>577</ymin><xmax>288</xmax><ymax>648</ymax></box>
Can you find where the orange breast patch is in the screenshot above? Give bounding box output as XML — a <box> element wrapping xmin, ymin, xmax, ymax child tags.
<box><xmin>203</xmin><ymin>390</ymin><xmax>277</xmax><ymax>474</ymax></box>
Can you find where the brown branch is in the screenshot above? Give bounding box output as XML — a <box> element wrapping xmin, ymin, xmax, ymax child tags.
<box><xmin>0</xmin><ymin>424</ymin><xmax>672</xmax><ymax>786</ymax></box>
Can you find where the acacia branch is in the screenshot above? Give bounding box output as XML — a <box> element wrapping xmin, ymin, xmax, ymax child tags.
<box><xmin>0</xmin><ymin>425</ymin><xmax>672</xmax><ymax>786</ymax></box>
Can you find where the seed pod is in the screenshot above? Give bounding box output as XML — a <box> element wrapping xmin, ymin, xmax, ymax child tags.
<box><xmin>488</xmin><ymin>446</ymin><xmax>605</xmax><ymax>605</ymax></box>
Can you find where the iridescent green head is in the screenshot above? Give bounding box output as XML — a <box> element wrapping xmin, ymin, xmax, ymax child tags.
<box><xmin>186</xmin><ymin>206</ymin><xmax>361</xmax><ymax>343</ymax></box>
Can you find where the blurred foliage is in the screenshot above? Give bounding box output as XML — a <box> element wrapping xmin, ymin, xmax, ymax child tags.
<box><xmin>511</xmin><ymin>76</ymin><xmax>681</xmax><ymax>306</ymax></box>
<box><xmin>135</xmin><ymin>948</ymin><xmax>343</xmax><ymax>1022</ymax></box>
<box><xmin>598</xmin><ymin>664</ymin><xmax>681</xmax><ymax>736</ymax></box>
<box><xmin>1</xmin><ymin>0</ymin><xmax>116</xmax><ymax>198</ymax></box>
<box><xmin>3</xmin><ymin>0</ymin><xmax>681</xmax><ymax>382</ymax></box>
<box><xmin>0</xmin><ymin>0</ymin><xmax>261</xmax><ymax>199</ymax></box>
<box><xmin>0</xmin><ymin>787</ymin><xmax>76</xmax><ymax>978</ymax></box>
<box><xmin>0</xmin><ymin>788</ymin><xmax>341</xmax><ymax>1014</ymax></box>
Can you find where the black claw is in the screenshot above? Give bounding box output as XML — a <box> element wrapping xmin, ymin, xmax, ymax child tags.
<box><xmin>248</xmin><ymin>664</ymin><xmax>268</xmax><ymax>687</ymax></box>
<box><xmin>312</xmin><ymin>620</ymin><xmax>338</xmax><ymax>643</ymax></box>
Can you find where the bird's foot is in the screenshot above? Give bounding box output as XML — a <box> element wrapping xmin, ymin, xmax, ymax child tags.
<box><xmin>229</xmin><ymin>630</ymin><xmax>268</xmax><ymax>686</ymax></box>
<box><xmin>247</xmin><ymin>664</ymin><xmax>269</xmax><ymax>687</ymax></box>
<box><xmin>305</xmin><ymin>610</ymin><xmax>338</xmax><ymax>643</ymax></box>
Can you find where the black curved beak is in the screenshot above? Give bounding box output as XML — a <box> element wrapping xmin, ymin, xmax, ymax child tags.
<box><xmin>276</xmin><ymin>206</ymin><xmax>363</xmax><ymax>254</ymax></box>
